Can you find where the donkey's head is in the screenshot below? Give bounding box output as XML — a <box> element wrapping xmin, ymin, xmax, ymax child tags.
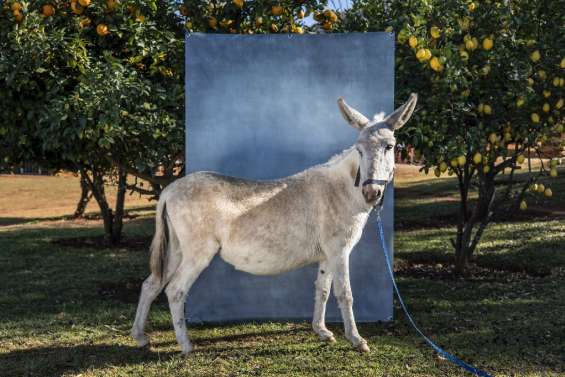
<box><xmin>338</xmin><ymin>93</ymin><xmax>418</xmax><ymax>204</ymax></box>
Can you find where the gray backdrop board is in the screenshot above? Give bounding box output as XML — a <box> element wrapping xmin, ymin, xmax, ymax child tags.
<box><xmin>185</xmin><ymin>33</ymin><xmax>394</xmax><ymax>323</ymax></box>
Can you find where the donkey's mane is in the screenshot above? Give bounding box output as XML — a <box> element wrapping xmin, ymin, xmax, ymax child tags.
<box><xmin>320</xmin><ymin>146</ymin><xmax>356</xmax><ymax>168</ymax></box>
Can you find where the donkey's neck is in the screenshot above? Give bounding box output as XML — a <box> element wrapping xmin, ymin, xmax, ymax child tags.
<box><xmin>311</xmin><ymin>146</ymin><xmax>370</xmax><ymax>213</ymax></box>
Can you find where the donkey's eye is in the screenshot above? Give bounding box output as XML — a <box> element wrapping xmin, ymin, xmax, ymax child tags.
<box><xmin>385</xmin><ymin>145</ymin><xmax>394</xmax><ymax>151</ymax></box>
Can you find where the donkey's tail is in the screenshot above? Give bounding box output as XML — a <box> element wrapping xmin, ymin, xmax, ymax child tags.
<box><xmin>150</xmin><ymin>199</ymin><xmax>169</xmax><ymax>282</ymax></box>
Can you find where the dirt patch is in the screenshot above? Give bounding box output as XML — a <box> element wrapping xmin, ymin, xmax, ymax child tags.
<box><xmin>52</xmin><ymin>235</ymin><xmax>151</xmax><ymax>251</ymax></box>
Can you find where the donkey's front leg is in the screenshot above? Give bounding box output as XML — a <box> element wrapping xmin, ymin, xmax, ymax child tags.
<box><xmin>312</xmin><ymin>261</ymin><xmax>335</xmax><ymax>343</ymax></box>
<box><xmin>332</xmin><ymin>256</ymin><xmax>370</xmax><ymax>353</ymax></box>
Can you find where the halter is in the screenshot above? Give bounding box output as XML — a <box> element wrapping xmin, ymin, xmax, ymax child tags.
<box><xmin>353</xmin><ymin>149</ymin><xmax>388</xmax><ymax>207</ymax></box>
<box><xmin>353</xmin><ymin>149</ymin><xmax>389</xmax><ymax>188</ymax></box>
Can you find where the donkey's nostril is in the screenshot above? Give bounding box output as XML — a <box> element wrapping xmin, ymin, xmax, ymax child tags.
<box><xmin>374</xmin><ymin>189</ymin><xmax>382</xmax><ymax>199</ymax></box>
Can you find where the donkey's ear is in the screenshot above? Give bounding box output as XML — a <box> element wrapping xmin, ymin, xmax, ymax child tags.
<box><xmin>384</xmin><ymin>93</ymin><xmax>418</xmax><ymax>130</ymax></box>
<box><xmin>337</xmin><ymin>97</ymin><xmax>370</xmax><ymax>130</ymax></box>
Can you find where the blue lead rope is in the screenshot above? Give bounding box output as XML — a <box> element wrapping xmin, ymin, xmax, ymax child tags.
<box><xmin>375</xmin><ymin>214</ymin><xmax>493</xmax><ymax>377</ymax></box>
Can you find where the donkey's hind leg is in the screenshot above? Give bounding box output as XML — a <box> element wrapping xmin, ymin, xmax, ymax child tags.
<box><xmin>132</xmin><ymin>247</ymin><xmax>182</xmax><ymax>347</ymax></box>
<box><xmin>165</xmin><ymin>239</ymin><xmax>218</xmax><ymax>355</ymax></box>
<box><xmin>312</xmin><ymin>260</ymin><xmax>336</xmax><ymax>343</ymax></box>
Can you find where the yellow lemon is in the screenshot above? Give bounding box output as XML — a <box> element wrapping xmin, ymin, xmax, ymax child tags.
<box><xmin>543</xmin><ymin>90</ymin><xmax>551</xmax><ymax>98</ymax></box>
<box><xmin>530</xmin><ymin>183</ymin><xmax>538</xmax><ymax>192</ymax></box>
<box><xmin>465</xmin><ymin>39</ymin><xmax>475</xmax><ymax>50</ymax></box>
<box><xmin>424</xmin><ymin>49</ymin><xmax>432</xmax><ymax>60</ymax></box>
<box><xmin>519</xmin><ymin>200</ymin><xmax>527</xmax><ymax>210</ymax></box>
<box><xmin>561</xmin><ymin>57</ymin><xmax>565</xmax><ymax>69</ymax></box>
<box><xmin>550</xmin><ymin>168</ymin><xmax>558</xmax><ymax>177</ymax></box>
<box><xmin>555</xmin><ymin>98</ymin><xmax>564</xmax><ymax>109</ymax></box>
<box><xmin>527</xmin><ymin>78</ymin><xmax>534</xmax><ymax>86</ymax></box>
<box><xmin>460</xmin><ymin>50</ymin><xmax>469</xmax><ymax>61</ymax></box>
<box><xmin>416</xmin><ymin>49</ymin><xmax>427</xmax><ymax>61</ymax></box>
<box><xmin>439</xmin><ymin>161</ymin><xmax>448</xmax><ymax>173</ymax></box>
<box><xmin>450</xmin><ymin>158</ymin><xmax>459</xmax><ymax>168</ymax></box>
<box><xmin>531</xmin><ymin>113</ymin><xmax>540</xmax><ymax>123</ymax></box>
<box><xmin>408</xmin><ymin>36</ymin><xmax>418</xmax><ymax>48</ymax></box>
<box><xmin>483</xmin><ymin>104</ymin><xmax>492</xmax><ymax>115</ymax></box>
<box><xmin>516</xmin><ymin>154</ymin><xmax>525</xmax><ymax>164</ymax></box>
<box><xmin>538</xmin><ymin>70</ymin><xmax>547</xmax><ymax>80</ymax></box>
<box><xmin>550</xmin><ymin>159</ymin><xmax>558</xmax><ymax>168</ymax></box>
<box><xmin>553</xmin><ymin>77</ymin><xmax>561</xmax><ymax>87</ymax></box>
<box><xmin>483</xmin><ymin>165</ymin><xmax>491</xmax><ymax>174</ymax></box>
<box><xmin>543</xmin><ymin>103</ymin><xmax>550</xmax><ymax>113</ymax></box>
<box><xmin>544</xmin><ymin>188</ymin><xmax>553</xmax><ymax>197</ymax></box>
<box><xmin>537</xmin><ymin>183</ymin><xmax>545</xmax><ymax>193</ymax></box>
<box><xmin>429</xmin><ymin>57</ymin><xmax>442</xmax><ymax>72</ymax></box>
<box><xmin>468</xmin><ymin>2</ymin><xmax>477</xmax><ymax>11</ymax></box>
<box><xmin>430</xmin><ymin>26</ymin><xmax>440</xmax><ymax>39</ymax></box>
<box><xmin>482</xmin><ymin>38</ymin><xmax>493</xmax><ymax>50</ymax></box>
<box><xmin>530</xmin><ymin>50</ymin><xmax>541</xmax><ymax>62</ymax></box>
<box><xmin>457</xmin><ymin>155</ymin><xmax>466</xmax><ymax>167</ymax></box>
<box><xmin>473</xmin><ymin>152</ymin><xmax>482</xmax><ymax>164</ymax></box>
<box><xmin>504</xmin><ymin>132</ymin><xmax>512</xmax><ymax>142</ymax></box>
<box><xmin>434</xmin><ymin>167</ymin><xmax>441</xmax><ymax>177</ymax></box>
<box><xmin>516</xmin><ymin>97</ymin><xmax>525</xmax><ymax>107</ymax></box>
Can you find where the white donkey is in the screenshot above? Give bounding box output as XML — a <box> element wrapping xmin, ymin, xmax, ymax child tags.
<box><xmin>132</xmin><ymin>93</ymin><xmax>418</xmax><ymax>354</ymax></box>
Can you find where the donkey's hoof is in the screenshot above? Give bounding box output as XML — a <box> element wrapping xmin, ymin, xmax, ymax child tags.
<box><xmin>357</xmin><ymin>342</ymin><xmax>370</xmax><ymax>353</ymax></box>
<box><xmin>322</xmin><ymin>335</ymin><xmax>336</xmax><ymax>343</ymax></box>
<box><xmin>132</xmin><ymin>333</ymin><xmax>150</xmax><ymax>348</ymax></box>
<box><xmin>180</xmin><ymin>345</ymin><xmax>194</xmax><ymax>357</ymax></box>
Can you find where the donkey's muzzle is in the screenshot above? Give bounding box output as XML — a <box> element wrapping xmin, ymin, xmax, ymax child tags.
<box><xmin>362</xmin><ymin>184</ymin><xmax>384</xmax><ymax>204</ymax></box>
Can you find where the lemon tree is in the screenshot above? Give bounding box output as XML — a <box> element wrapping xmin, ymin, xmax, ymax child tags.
<box><xmin>345</xmin><ymin>0</ymin><xmax>564</xmax><ymax>272</ymax></box>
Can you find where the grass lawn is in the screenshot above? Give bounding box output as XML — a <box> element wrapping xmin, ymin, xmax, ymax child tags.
<box><xmin>0</xmin><ymin>167</ymin><xmax>564</xmax><ymax>376</ymax></box>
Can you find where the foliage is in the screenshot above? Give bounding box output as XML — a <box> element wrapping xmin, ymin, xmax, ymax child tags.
<box><xmin>343</xmin><ymin>0</ymin><xmax>565</xmax><ymax>271</ymax></box>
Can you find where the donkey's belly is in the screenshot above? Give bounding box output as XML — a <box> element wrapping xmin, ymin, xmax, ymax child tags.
<box><xmin>219</xmin><ymin>238</ymin><xmax>321</xmax><ymax>276</ymax></box>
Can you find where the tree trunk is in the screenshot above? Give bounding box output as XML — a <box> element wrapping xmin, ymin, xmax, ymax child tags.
<box><xmin>453</xmin><ymin>171</ymin><xmax>496</xmax><ymax>274</ymax></box>
<box><xmin>111</xmin><ymin>167</ymin><xmax>127</xmax><ymax>243</ymax></box>
<box><xmin>72</xmin><ymin>169</ymin><xmax>92</xmax><ymax>218</ymax></box>
<box><xmin>82</xmin><ymin>166</ymin><xmax>127</xmax><ymax>245</ymax></box>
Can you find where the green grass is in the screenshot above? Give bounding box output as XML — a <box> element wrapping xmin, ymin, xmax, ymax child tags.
<box><xmin>0</xmin><ymin>168</ymin><xmax>564</xmax><ymax>376</ymax></box>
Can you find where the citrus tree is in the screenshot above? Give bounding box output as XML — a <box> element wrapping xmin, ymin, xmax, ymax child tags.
<box><xmin>342</xmin><ymin>0</ymin><xmax>564</xmax><ymax>272</ymax></box>
<box><xmin>0</xmin><ymin>0</ymin><xmax>185</xmax><ymax>242</ymax></box>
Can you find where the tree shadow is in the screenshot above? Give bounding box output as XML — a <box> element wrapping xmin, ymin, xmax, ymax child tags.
<box><xmin>0</xmin><ymin>344</ymin><xmax>176</xmax><ymax>377</ymax></box>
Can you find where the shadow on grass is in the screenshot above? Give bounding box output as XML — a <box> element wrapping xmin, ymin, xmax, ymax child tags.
<box><xmin>0</xmin><ymin>205</ymin><xmax>156</xmax><ymax>228</ymax></box>
<box><xmin>0</xmin><ymin>344</ymin><xmax>177</xmax><ymax>377</ymax></box>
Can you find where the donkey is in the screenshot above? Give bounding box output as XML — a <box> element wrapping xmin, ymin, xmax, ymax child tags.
<box><xmin>131</xmin><ymin>93</ymin><xmax>418</xmax><ymax>354</ymax></box>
